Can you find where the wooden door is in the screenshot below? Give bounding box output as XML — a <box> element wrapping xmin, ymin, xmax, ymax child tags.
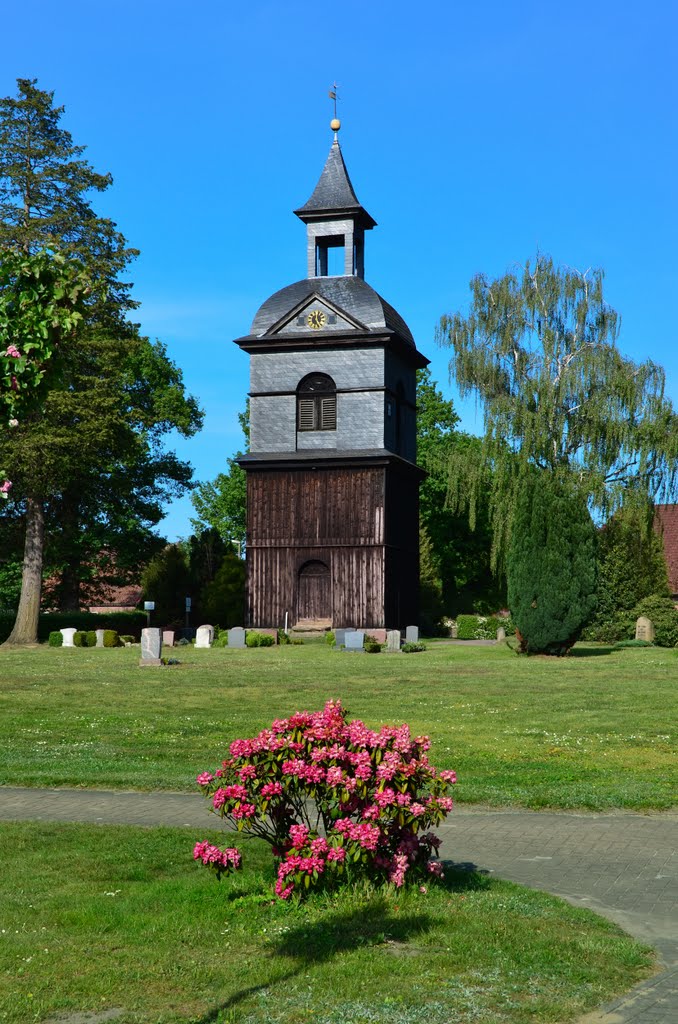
<box><xmin>296</xmin><ymin>560</ymin><xmax>331</xmax><ymax>625</ymax></box>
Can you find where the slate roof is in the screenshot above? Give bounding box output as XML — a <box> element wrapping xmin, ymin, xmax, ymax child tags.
<box><xmin>294</xmin><ymin>140</ymin><xmax>376</xmax><ymax>227</ymax></box>
<box><xmin>654</xmin><ymin>504</ymin><xmax>678</xmax><ymax>595</ymax></box>
<box><xmin>249</xmin><ymin>275</ymin><xmax>415</xmax><ymax>346</ymax></box>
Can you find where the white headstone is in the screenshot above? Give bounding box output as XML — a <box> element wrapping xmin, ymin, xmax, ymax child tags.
<box><xmin>496</xmin><ymin>626</ymin><xmax>506</xmax><ymax>642</ymax></box>
<box><xmin>195</xmin><ymin>624</ymin><xmax>214</xmax><ymax>648</ymax></box>
<box><xmin>386</xmin><ymin>629</ymin><xmax>401</xmax><ymax>653</ymax></box>
<box><xmin>162</xmin><ymin>630</ymin><xmax>175</xmax><ymax>648</ymax></box>
<box><xmin>405</xmin><ymin>625</ymin><xmax>419</xmax><ymax>643</ymax></box>
<box><xmin>95</xmin><ymin>629</ymin><xmax>105</xmax><ymax>648</ymax></box>
<box><xmin>60</xmin><ymin>627</ymin><xmax>77</xmax><ymax>648</ymax></box>
<box><xmin>345</xmin><ymin>631</ymin><xmax>365</xmax><ymax>651</ymax></box>
<box><xmin>635</xmin><ymin>616</ymin><xmax>655</xmax><ymax>642</ymax></box>
<box><xmin>228</xmin><ymin>626</ymin><xmax>246</xmax><ymax>649</ymax></box>
<box><xmin>139</xmin><ymin>627</ymin><xmax>162</xmax><ymax>666</ymax></box>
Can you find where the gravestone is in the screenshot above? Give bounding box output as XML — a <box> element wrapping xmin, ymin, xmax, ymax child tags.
<box><xmin>334</xmin><ymin>627</ymin><xmax>356</xmax><ymax>648</ymax></box>
<box><xmin>386</xmin><ymin>629</ymin><xmax>401</xmax><ymax>653</ymax></box>
<box><xmin>345</xmin><ymin>631</ymin><xmax>365</xmax><ymax>652</ymax></box>
<box><xmin>228</xmin><ymin>626</ymin><xmax>246</xmax><ymax>649</ymax></box>
<box><xmin>139</xmin><ymin>627</ymin><xmax>162</xmax><ymax>667</ymax></box>
<box><xmin>195</xmin><ymin>624</ymin><xmax>214</xmax><ymax>648</ymax></box>
<box><xmin>60</xmin><ymin>627</ymin><xmax>76</xmax><ymax>648</ymax></box>
<box><xmin>163</xmin><ymin>630</ymin><xmax>175</xmax><ymax>648</ymax></box>
<box><xmin>496</xmin><ymin>626</ymin><xmax>506</xmax><ymax>643</ymax></box>
<box><xmin>635</xmin><ymin>616</ymin><xmax>655</xmax><ymax>642</ymax></box>
<box><xmin>367</xmin><ymin>628</ymin><xmax>387</xmax><ymax>644</ymax></box>
<box><xmin>405</xmin><ymin>625</ymin><xmax>419</xmax><ymax>643</ymax></box>
<box><xmin>95</xmin><ymin>629</ymin><xmax>105</xmax><ymax>648</ymax></box>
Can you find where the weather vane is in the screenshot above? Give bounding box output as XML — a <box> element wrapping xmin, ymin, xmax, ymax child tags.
<box><xmin>329</xmin><ymin>82</ymin><xmax>341</xmax><ymax>137</ymax></box>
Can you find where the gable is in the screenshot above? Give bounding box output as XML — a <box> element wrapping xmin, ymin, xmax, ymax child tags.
<box><xmin>265</xmin><ymin>293</ymin><xmax>367</xmax><ymax>337</ymax></box>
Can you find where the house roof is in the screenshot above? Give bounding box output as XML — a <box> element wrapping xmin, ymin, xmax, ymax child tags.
<box><xmin>654</xmin><ymin>504</ymin><xmax>678</xmax><ymax>594</ymax></box>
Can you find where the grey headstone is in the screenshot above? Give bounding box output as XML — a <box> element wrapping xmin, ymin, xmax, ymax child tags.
<box><xmin>60</xmin><ymin>627</ymin><xmax>77</xmax><ymax>648</ymax></box>
<box><xmin>386</xmin><ymin>629</ymin><xmax>401</xmax><ymax>653</ymax></box>
<box><xmin>95</xmin><ymin>629</ymin><xmax>105</xmax><ymax>648</ymax></box>
<box><xmin>635</xmin><ymin>616</ymin><xmax>655</xmax><ymax>642</ymax></box>
<box><xmin>195</xmin><ymin>624</ymin><xmax>214</xmax><ymax>649</ymax></box>
<box><xmin>140</xmin><ymin>627</ymin><xmax>162</xmax><ymax>666</ymax></box>
<box><xmin>228</xmin><ymin>626</ymin><xmax>246</xmax><ymax>649</ymax></box>
<box><xmin>496</xmin><ymin>626</ymin><xmax>506</xmax><ymax>643</ymax></box>
<box><xmin>405</xmin><ymin>625</ymin><xmax>419</xmax><ymax>643</ymax></box>
<box><xmin>345</xmin><ymin>631</ymin><xmax>365</xmax><ymax>651</ymax></box>
<box><xmin>334</xmin><ymin>628</ymin><xmax>345</xmax><ymax>647</ymax></box>
<box><xmin>162</xmin><ymin>630</ymin><xmax>175</xmax><ymax>648</ymax></box>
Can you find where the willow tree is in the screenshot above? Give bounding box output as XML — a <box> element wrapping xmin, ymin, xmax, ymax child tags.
<box><xmin>437</xmin><ymin>254</ymin><xmax>678</xmax><ymax>566</ymax></box>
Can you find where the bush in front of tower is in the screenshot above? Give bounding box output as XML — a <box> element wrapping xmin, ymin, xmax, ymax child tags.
<box><xmin>194</xmin><ymin>700</ymin><xmax>456</xmax><ymax>900</ymax></box>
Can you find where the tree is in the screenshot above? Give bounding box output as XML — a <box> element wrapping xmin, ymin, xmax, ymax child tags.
<box><xmin>437</xmin><ymin>254</ymin><xmax>678</xmax><ymax>566</ymax></box>
<box><xmin>416</xmin><ymin>369</ymin><xmax>504</xmax><ymax>620</ymax></box>
<box><xmin>141</xmin><ymin>545</ymin><xmax>193</xmax><ymax>626</ymax></box>
<box><xmin>199</xmin><ymin>548</ymin><xmax>246</xmax><ymax>627</ymax></box>
<box><xmin>0</xmin><ymin>79</ymin><xmax>201</xmax><ymax>641</ymax></box>
<box><xmin>594</xmin><ymin>505</ymin><xmax>669</xmax><ymax>624</ymax></box>
<box><xmin>507</xmin><ymin>473</ymin><xmax>597</xmax><ymax>654</ymax></box>
<box><xmin>190</xmin><ymin>402</ymin><xmax>249</xmax><ymax>552</ymax></box>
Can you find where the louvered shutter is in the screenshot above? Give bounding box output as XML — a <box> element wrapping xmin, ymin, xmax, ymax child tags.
<box><xmin>298</xmin><ymin>397</ymin><xmax>316</xmax><ymax>431</ymax></box>
<box><xmin>320</xmin><ymin>395</ymin><xmax>336</xmax><ymax>430</ymax></box>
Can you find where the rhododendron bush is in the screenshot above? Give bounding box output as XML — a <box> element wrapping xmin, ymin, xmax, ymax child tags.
<box><xmin>195</xmin><ymin>700</ymin><xmax>456</xmax><ymax>900</ymax></box>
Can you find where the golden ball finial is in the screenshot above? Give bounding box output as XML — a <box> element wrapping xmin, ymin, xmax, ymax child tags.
<box><xmin>330</xmin><ymin>117</ymin><xmax>341</xmax><ymax>132</ymax></box>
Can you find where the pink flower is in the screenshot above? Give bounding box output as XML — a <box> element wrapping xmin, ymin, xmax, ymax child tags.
<box><xmin>223</xmin><ymin>784</ymin><xmax>248</xmax><ymax>800</ymax></box>
<box><xmin>260</xmin><ymin>781</ymin><xmax>283</xmax><ymax>798</ymax></box>
<box><xmin>212</xmin><ymin>788</ymin><xmax>227</xmax><ymax>809</ymax></box>
<box><xmin>326</xmin><ymin>766</ymin><xmax>344</xmax><ymax>787</ymax></box>
<box><xmin>410</xmin><ymin>803</ymin><xmax>426</xmax><ymax>817</ymax></box>
<box><xmin>426</xmin><ymin>860</ymin><xmax>444</xmax><ymax>877</ymax></box>
<box><xmin>0</xmin><ymin>480</ymin><xmax>12</xmax><ymax>495</ymax></box>
<box><xmin>439</xmin><ymin>770</ymin><xmax>457</xmax><ymax>784</ymax></box>
<box><xmin>5</xmin><ymin>345</ymin><xmax>21</xmax><ymax>358</ymax></box>
<box><xmin>8</xmin><ymin>418</ymin><xmax>18</xmax><ymax>427</ymax></box>
<box><xmin>289</xmin><ymin>824</ymin><xmax>310</xmax><ymax>848</ymax></box>
<box><xmin>196</xmin><ymin>771</ymin><xmax>214</xmax><ymax>786</ymax></box>
<box><xmin>326</xmin><ymin>846</ymin><xmax>346</xmax><ymax>863</ymax></box>
<box><xmin>436</xmin><ymin>797</ymin><xmax>454</xmax><ymax>812</ymax></box>
<box><xmin>238</xmin><ymin>764</ymin><xmax>257</xmax><ymax>780</ymax></box>
<box><xmin>231</xmin><ymin>802</ymin><xmax>256</xmax><ymax>819</ymax></box>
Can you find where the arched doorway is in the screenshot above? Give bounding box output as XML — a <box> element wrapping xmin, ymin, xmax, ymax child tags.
<box><xmin>296</xmin><ymin>560</ymin><xmax>332</xmax><ymax>626</ymax></box>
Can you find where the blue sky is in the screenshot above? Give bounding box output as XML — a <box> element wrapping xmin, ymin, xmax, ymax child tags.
<box><xmin>3</xmin><ymin>1</ymin><xmax>677</xmax><ymax>539</ymax></box>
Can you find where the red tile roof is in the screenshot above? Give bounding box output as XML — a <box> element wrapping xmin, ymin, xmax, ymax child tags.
<box><xmin>654</xmin><ymin>504</ymin><xmax>678</xmax><ymax>595</ymax></box>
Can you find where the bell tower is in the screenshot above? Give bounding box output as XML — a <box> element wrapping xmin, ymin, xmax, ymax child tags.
<box><xmin>235</xmin><ymin>117</ymin><xmax>428</xmax><ymax>630</ymax></box>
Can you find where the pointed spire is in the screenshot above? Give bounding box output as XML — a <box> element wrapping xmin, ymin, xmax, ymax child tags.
<box><xmin>294</xmin><ymin>135</ymin><xmax>376</xmax><ymax>229</ymax></box>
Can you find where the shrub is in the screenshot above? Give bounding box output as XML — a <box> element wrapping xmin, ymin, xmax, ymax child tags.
<box><xmin>364</xmin><ymin>641</ymin><xmax>382</xmax><ymax>653</ymax></box>
<box><xmin>103</xmin><ymin>629</ymin><xmax>120</xmax><ymax>648</ymax></box>
<box><xmin>245</xmin><ymin>631</ymin><xmax>274</xmax><ymax>648</ymax></box>
<box><xmin>73</xmin><ymin>630</ymin><xmax>87</xmax><ymax>647</ymax></box>
<box><xmin>84</xmin><ymin>630</ymin><xmax>97</xmax><ymax>647</ymax></box>
<box><xmin>402</xmin><ymin>641</ymin><xmax>427</xmax><ymax>653</ymax></box>
<box><xmin>325</xmin><ymin>630</ymin><xmax>335</xmax><ymax>646</ymax></box>
<box><xmin>48</xmin><ymin>630</ymin><xmax>62</xmax><ymax>647</ymax></box>
<box><xmin>277</xmin><ymin>629</ymin><xmax>291</xmax><ymax>645</ymax></box>
<box><xmin>119</xmin><ymin>634</ymin><xmax>136</xmax><ymax>645</ymax></box>
<box><xmin>632</xmin><ymin>595</ymin><xmax>678</xmax><ymax>648</ymax></box>
<box><xmin>212</xmin><ymin>632</ymin><xmax>229</xmax><ymax>648</ymax></box>
<box><xmin>508</xmin><ymin>474</ymin><xmax>597</xmax><ymax>655</ymax></box>
<box><xmin>177</xmin><ymin>637</ymin><xmax>190</xmax><ymax>646</ymax></box>
<box><xmin>195</xmin><ymin>700</ymin><xmax>456</xmax><ymax>900</ymax></box>
<box><xmin>583</xmin><ymin>614</ymin><xmax>634</xmax><ymax>644</ymax></box>
<box><xmin>613</xmin><ymin>639</ymin><xmax>654</xmax><ymax>649</ymax></box>
<box><xmin>291</xmin><ymin>637</ymin><xmax>304</xmax><ymax>645</ymax></box>
<box><xmin>455</xmin><ymin>614</ymin><xmax>496</xmax><ymax>640</ymax></box>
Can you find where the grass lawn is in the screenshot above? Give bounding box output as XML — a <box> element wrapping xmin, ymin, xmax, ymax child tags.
<box><xmin>0</xmin><ymin>641</ymin><xmax>676</xmax><ymax>809</ymax></box>
<box><xmin>0</xmin><ymin>822</ymin><xmax>654</xmax><ymax>1024</ymax></box>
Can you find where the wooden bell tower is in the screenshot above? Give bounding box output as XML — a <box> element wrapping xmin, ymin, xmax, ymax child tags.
<box><xmin>234</xmin><ymin>117</ymin><xmax>428</xmax><ymax>630</ymax></box>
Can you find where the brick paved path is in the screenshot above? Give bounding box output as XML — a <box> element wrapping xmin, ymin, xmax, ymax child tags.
<box><xmin>1</xmin><ymin>788</ymin><xmax>676</xmax><ymax>1023</ymax></box>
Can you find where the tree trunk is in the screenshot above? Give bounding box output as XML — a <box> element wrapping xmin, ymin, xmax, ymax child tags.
<box><xmin>3</xmin><ymin>497</ymin><xmax>45</xmax><ymax>645</ymax></box>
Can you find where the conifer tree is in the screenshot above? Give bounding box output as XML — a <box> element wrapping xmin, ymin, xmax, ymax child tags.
<box><xmin>507</xmin><ymin>473</ymin><xmax>597</xmax><ymax>654</ymax></box>
<box><xmin>0</xmin><ymin>80</ymin><xmax>201</xmax><ymax>642</ymax></box>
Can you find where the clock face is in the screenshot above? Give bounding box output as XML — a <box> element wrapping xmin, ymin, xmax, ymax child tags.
<box><xmin>307</xmin><ymin>309</ymin><xmax>327</xmax><ymax>330</ymax></box>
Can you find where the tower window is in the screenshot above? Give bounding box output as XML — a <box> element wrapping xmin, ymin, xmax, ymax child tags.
<box><xmin>297</xmin><ymin>373</ymin><xmax>337</xmax><ymax>431</ymax></box>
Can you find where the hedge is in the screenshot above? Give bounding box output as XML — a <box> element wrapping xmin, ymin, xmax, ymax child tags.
<box><xmin>0</xmin><ymin>610</ymin><xmax>147</xmax><ymax>644</ymax></box>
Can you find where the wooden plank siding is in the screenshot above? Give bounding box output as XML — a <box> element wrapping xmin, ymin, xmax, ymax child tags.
<box><xmin>244</xmin><ymin>463</ymin><xmax>419</xmax><ymax>629</ymax></box>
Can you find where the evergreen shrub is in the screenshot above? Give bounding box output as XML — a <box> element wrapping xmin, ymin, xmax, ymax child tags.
<box><xmin>85</xmin><ymin>630</ymin><xmax>97</xmax><ymax>647</ymax></box>
<box><xmin>632</xmin><ymin>595</ymin><xmax>678</xmax><ymax>648</ymax></box>
<box><xmin>73</xmin><ymin>630</ymin><xmax>86</xmax><ymax>647</ymax></box>
<box><xmin>48</xmin><ymin>630</ymin><xmax>62</xmax><ymax>647</ymax></box>
<box><xmin>325</xmin><ymin>631</ymin><xmax>335</xmax><ymax>646</ymax></box>
<box><xmin>119</xmin><ymin>634</ymin><xmax>135</xmax><ymax>644</ymax></box>
<box><xmin>245</xmin><ymin>631</ymin><xmax>274</xmax><ymax>648</ymax></box>
<box><xmin>103</xmin><ymin>629</ymin><xmax>120</xmax><ymax>648</ymax></box>
<box><xmin>455</xmin><ymin>614</ymin><xmax>496</xmax><ymax>640</ymax></box>
<box><xmin>277</xmin><ymin>629</ymin><xmax>291</xmax><ymax>645</ymax></box>
<box><xmin>212</xmin><ymin>632</ymin><xmax>228</xmax><ymax>648</ymax></box>
<box><xmin>508</xmin><ymin>474</ymin><xmax>597</xmax><ymax>655</ymax></box>
<box><xmin>402</xmin><ymin>641</ymin><xmax>427</xmax><ymax>653</ymax></box>
<box><xmin>364</xmin><ymin>641</ymin><xmax>382</xmax><ymax>653</ymax></box>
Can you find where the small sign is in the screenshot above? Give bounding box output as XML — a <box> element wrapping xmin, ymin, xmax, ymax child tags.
<box><xmin>185</xmin><ymin>597</ymin><xmax>192</xmax><ymax>610</ymax></box>
<box><xmin>144</xmin><ymin>601</ymin><xmax>155</xmax><ymax>611</ymax></box>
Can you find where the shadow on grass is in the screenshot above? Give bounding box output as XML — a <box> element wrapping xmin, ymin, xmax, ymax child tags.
<box><xmin>568</xmin><ymin>645</ymin><xmax>615</xmax><ymax>658</ymax></box>
<box><xmin>194</xmin><ymin>867</ymin><xmax>489</xmax><ymax>1022</ymax></box>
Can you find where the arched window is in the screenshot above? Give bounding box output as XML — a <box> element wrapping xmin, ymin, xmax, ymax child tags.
<box><xmin>297</xmin><ymin>373</ymin><xmax>337</xmax><ymax>432</ymax></box>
